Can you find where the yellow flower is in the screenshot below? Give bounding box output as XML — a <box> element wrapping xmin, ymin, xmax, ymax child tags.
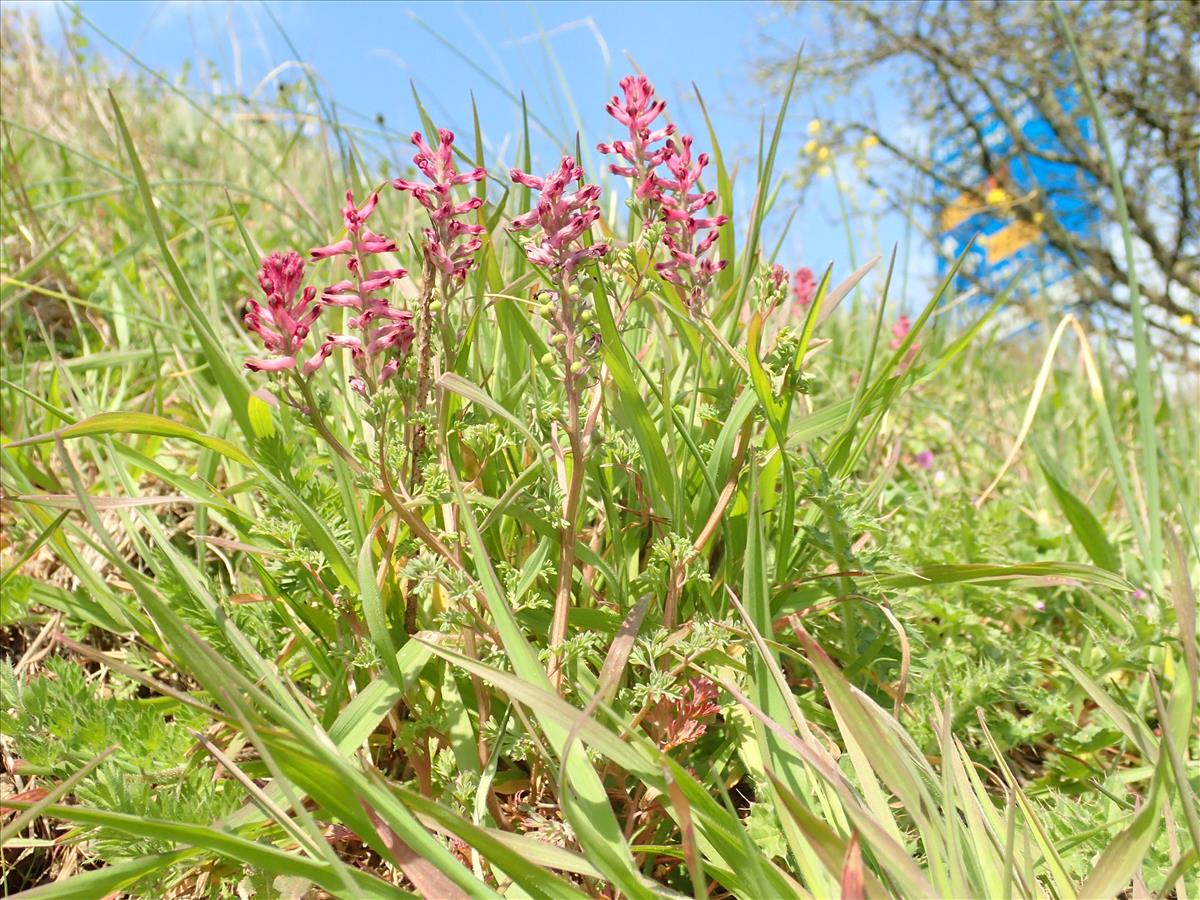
<box><xmin>854</xmin><ymin>157</ymin><xmax>868</xmax><ymax>170</ymax></box>
<box><xmin>1180</xmin><ymin>313</ymin><xmax>1195</xmax><ymax>327</ymax></box>
<box><xmin>1033</xmin><ymin>212</ymin><xmax>1045</xmax><ymax>224</ymax></box>
<box><xmin>985</xmin><ymin>187</ymin><xmax>1009</xmax><ymax>205</ymax></box>
<box><xmin>817</xmin><ymin>165</ymin><xmax>832</xmax><ymax>178</ymax></box>
<box><xmin>807</xmin><ymin>118</ymin><xmax>822</xmax><ymax>135</ymax></box>
<box><xmin>861</xmin><ymin>134</ymin><xmax>879</xmax><ymax>149</ymax></box>
<box><xmin>816</xmin><ymin>145</ymin><xmax>830</xmax><ymax>162</ymax></box>
<box><xmin>804</xmin><ymin>139</ymin><xmax>818</xmax><ymax>155</ymax></box>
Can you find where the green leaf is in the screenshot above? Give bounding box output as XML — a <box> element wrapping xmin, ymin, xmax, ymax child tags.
<box><xmin>4</xmin><ymin>411</ymin><xmax>251</xmax><ymax>466</ymax></box>
<box><xmin>357</xmin><ymin>532</ymin><xmax>404</xmax><ymax>689</ymax></box>
<box><xmin>590</xmin><ymin>275</ymin><xmax>677</xmax><ymax>522</ymax></box>
<box><xmin>8</xmin><ymin>851</ymin><xmax>193</xmax><ymax>899</ymax></box>
<box><xmin>10</xmin><ymin>803</ymin><xmax>408</xmax><ymax>898</ymax></box>
<box><xmin>247</xmin><ymin>393</ymin><xmax>276</xmax><ymax>440</ymax></box>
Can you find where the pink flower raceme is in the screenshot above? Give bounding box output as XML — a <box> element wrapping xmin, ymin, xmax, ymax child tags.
<box><xmin>597</xmin><ymin>74</ymin><xmax>674</xmax><ymax>199</ymax></box>
<box><xmin>307</xmin><ymin>189</ymin><xmax>412</xmax><ymax>392</ymax></box>
<box><xmin>243</xmin><ymin>251</ymin><xmax>322</xmax><ymax>373</ymax></box>
<box><xmin>651</xmin><ymin>135</ymin><xmax>728</xmax><ymax>307</ymax></box>
<box><xmin>793</xmin><ymin>266</ymin><xmax>816</xmax><ymax>306</ymax></box>
<box><xmin>889</xmin><ymin>314</ymin><xmax>913</xmax><ymax>350</ymax></box>
<box><xmin>888</xmin><ymin>314</ymin><xmax>922</xmax><ymax>373</ymax></box>
<box><xmin>392</xmin><ymin>129</ymin><xmax>487</xmax><ymax>280</ymax></box>
<box><xmin>508</xmin><ymin>157</ymin><xmax>609</xmax><ymax>275</ymax></box>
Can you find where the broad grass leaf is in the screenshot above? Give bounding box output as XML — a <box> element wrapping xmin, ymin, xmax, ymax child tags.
<box><xmin>4</xmin><ymin>411</ymin><xmax>252</xmax><ymax>466</ymax></box>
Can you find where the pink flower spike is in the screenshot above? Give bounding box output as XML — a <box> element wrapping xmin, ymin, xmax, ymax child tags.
<box><xmin>509</xmin><ymin>157</ymin><xmax>607</xmax><ymax>274</ymax></box>
<box><xmin>648</xmin><ymin>132</ymin><xmax>728</xmax><ymax>309</ymax></box>
<box><xmin>243</xmin><ymin>252</ymin><xmax>323</xmax><ymax>375</ymax></box>
<box><xmin>599</xmin><ymin>73</ymin><xmax>676</xmax><ymax>199</ymax></box>
<box><xmin>652</xmin><ymin>678</ymin><xmax>721</xmax><ymax>751</ymax></box>
<box><xmin>394</xmin><ymin>129</ymin><xmax>488</xmax><ymax>280</ymax></box>
<box><xmin>793</xmin><ymin>267</ymin><xmax>816</xmax><ymax>306</ymax></box>
<box><xmin>889</xmin><ymin>315</ymin><xmax>913</xmax><ymax>350</ymax></box>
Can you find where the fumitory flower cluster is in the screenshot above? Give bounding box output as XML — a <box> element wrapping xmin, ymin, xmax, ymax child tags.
<box><xmin>793</xmin><ymin>266</ymin><xmax>816</xmax><ymax>306</ymax></box>
<box><xmin>508</xmin><ymin>157</ymin><xmax>609</xmax><ymax>276</ymax></box>
<box><xmin>508</xmin><ymin>157</ymin><xmax>609</xmax><ymax>381</ymax></box>
<box><xmin>393</xmin><ymin>129</ymin><xmax>487</xmax><ymax>283</ymax></box>
<box><xmin>597</xmin><ymin>74</ymin><xmax>674</xmax><ymax>202</ymax></box>
<box><xmin>243</xmin><ymin>251</ymin><xmax>322</xmax><ymax>374</ymax></box>
<box><xmin>652</xmin><ymin>135</ymin><xmax>728</xmax><ymax>308</ymax></box>
<box><xmin>599</xmin><ymin>73</ymin><xmax>728</xmax><ymax>310</ymax></box>
<box><xmin>307</xmin><ymin>189</ymin><xmax>411</xmax><ymax>395</ymax></box>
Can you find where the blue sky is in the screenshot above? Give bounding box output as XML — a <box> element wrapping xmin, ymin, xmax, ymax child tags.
<box><xmin>19</xmin><ymin>0</ymin><xmax>932</xmax><ymax>303</ymax></box>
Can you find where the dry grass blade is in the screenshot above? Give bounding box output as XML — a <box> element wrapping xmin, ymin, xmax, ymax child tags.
<box><xmin>359</xmin><ymin>798</ymin><xmax>472</xmax><ymax>900</ymax></box>
<box><xmin>839</xmin><ymin>832</ymin><xmax>866</xmax><ymax>900</ymax></box>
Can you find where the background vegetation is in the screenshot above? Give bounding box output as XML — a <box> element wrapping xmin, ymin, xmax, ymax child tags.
<box><xmin>761</xmin><ymin>0</ymin><xmax>1199</xmax><ymax>346</ymax></box>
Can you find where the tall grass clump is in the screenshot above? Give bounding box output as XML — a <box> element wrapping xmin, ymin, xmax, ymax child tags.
<box><xmin>1</xmin><ymin>10</ymin><xmax>1196</xmax><ymax>898</ymax></box>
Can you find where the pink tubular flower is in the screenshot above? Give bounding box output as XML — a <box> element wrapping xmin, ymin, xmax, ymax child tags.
<box><xmin>507</xmin><ymin>157</ymin><xmax>609</xmax><ymax>275</ymax></box>
<box><xmin>793</xmin><ymin>267</ymin><xmax>816</xmax><ymax>306</ymax></box>
<box><xmin>889</xmin><ymin>314</ymin><xmax>913</xmax><ymax>350</ymax></box>
<box><xmin>392</xmin><ymin>129</ymin><xmax>487</xmax><ymax>280</ymax></box>
<box><xmin>307</xmin><ymin>189</ymin><xmax>412</xmax><ymax>389</ymax></box>
<box><xmin>243</xmin><ymin>251</ymin><xmax>322</xmax><ymax>373</ymax></box>
<box><xmin>597</xmin><ymin>73</ymin><xmax>674</xmax><ymax>197</ymax></box>
<box><xmin>650</xmin><ymin>135</ymin><xmax>728</xmax><ymax>308</ymax></box>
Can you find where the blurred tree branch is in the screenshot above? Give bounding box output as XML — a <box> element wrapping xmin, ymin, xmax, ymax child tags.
<box><xmin>761</xmin><ymin>0</ymin><xmax>1198</xmax><ymax>343</ymax></box>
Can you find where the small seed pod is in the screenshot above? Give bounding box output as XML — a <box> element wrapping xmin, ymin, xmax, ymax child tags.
<box><xmin>429</xmin><ymin>300</ymin><xmax>443</xmax><ymax>313</ymax></box>
<box><xmin>550</xmin><ymin>332</ymin><xmax>566</xmax><ymax>347</ymax></box>
<box><xmin>580</xmin><ymin>308</ymin><xmax>595</xmax><ymax>324</ymax></box>
<box><xmin>540</xmin><ymin>352</ymin><xmax>556</xmax><ymax>366</ymax></box>
<box><xmin>570</xmin><ymin>360</ymin><xmax>586</xmax><ymax>375</ymax></box>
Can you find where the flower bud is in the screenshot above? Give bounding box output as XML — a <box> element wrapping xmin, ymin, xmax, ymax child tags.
<box><xmin>541</xmin><ymin>352</ymin><xmax>556</xmax><ymax>366</ymax></box>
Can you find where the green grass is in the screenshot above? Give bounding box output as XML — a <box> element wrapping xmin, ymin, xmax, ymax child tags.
<box><xmin>1</xmin><ymin>11</ymin><xmax>1197</xmax><ymax>899</ymax></box>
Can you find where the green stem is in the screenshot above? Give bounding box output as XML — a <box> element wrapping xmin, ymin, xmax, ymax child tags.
<box><xmin>292</xmin><ymin>374</ymin><xmax>363</xmax><ymax>476</ymax></box>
